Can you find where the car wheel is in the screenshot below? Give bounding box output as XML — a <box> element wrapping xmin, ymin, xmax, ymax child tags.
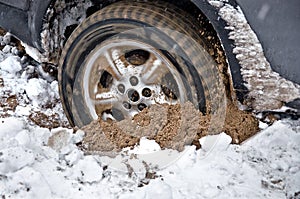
<box><xmin>59</xmin><ymin>1</ymin><xmax>226</xmax><ymax>128</ymax></box>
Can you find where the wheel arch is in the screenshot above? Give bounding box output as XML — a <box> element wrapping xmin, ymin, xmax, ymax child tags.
<box><xmin>42</xmin><ymin>0</ymin><xmax>247</xmax><ymax>102</ymax></box>
<box><xmin>157</xmin><ymin>0</ymin><xmax>247</xmax><ymax>102</ymax></box>
<box><xmin>187</xmin><ymin>0</ymin><xmax>247</xmax><ymax>102</ymax></box>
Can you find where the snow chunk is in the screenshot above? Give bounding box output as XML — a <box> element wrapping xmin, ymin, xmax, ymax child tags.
<box><xmin>0</xmin><ymin>56</ymin><xmax>22</xmax><ymax>74</ymax></box>
<box><xmin>0</xmin><ymin>117</ymin><xmax>25</xmax><ymax>138</ymax></box>
<box><xmin>145</xmin><ymin>180</ymin><xmax>172</xmax><ymax>199</ymax></box>
<box><xmin>71</xmin><ymin>156</ymin><xmax>103</xmax><ymax>183</ymax></box>
<box><xmin>71</xmin><ymin>129</ymin><xmax>85</xmax><ymax>144</ymax></box>
<box><xmin>47</xmin><ymin>128</ymin><xmax>72</xmax><ymax>153</ymax></box>
<box><xmin>258</xmin><ymin>121</ymin><xmax>269</xmax><ymax>129</ymax></box>
<box><xmin>65</xmin><ymin>149</ymin><xmax>83</xmax><ymax>166</ymax></box>
<box><xmin>2</xmin><ymin>33</ymin><xmax>11</xmax><ymax>45</ymax></box>
<box><xmin>2</xmin><ymin>45</ymin><xmax>11</xmax><ymax>53</ymax></box>
<box><xmin>15</xmin><ymin>105</ymin><xmax>32</xmax><ymax>116</ymax></box>
<box><xmin>25</xmin><ymin>78</ymin><xmax>58</xmax><ymax>107</ymax></box>
<box><xmin>6</xmin><ymin>167</ymin><xmax>52</xmax><ymax>198</ymax></box>
<box><xmin>15</xmin><ymin>130</ymin><xmax>31</xmax><ymax>146</ymax></box>
<box><xmin>0</xmin><ymin>147</ymin><xmax>35</xmax><ymax>174</ymax></box>
<box><xmin>209</xmin><ymin>1</ymin><xmax>224</xmax><ymax>8</ymax></box>
<box><xmin>199</xmin><ymin>132</ymin><xmax>232</xmax><ymax>153</ymax></box>
<box><xmin>286</xmin><ymin>171</ymin><xmax>300</xmax><ymax>198</ymax></box>
<box><xmin>129</xmin><ymin>137</ymin><xmax>161</xmax><ymax>154</ymax></box>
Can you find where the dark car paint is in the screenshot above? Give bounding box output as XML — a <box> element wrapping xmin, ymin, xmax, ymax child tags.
<box><xmin>0</xmin><ymin>0</ymin><xmax>29</xmax><ymax>10</ymax></box>
<box><xmin>0</xmin><ymin>0</ymin><xmax>52</xmax><ymax>51</ymax></box>
<box><xmin>0</xmin><ymin>0</ymin><xmax>299</xmax><ymax>105</ymax></box>
<box><xmin>237</xmin><ymin>0</ymin><xmax>300</xmax><ymax>85</ymax></box>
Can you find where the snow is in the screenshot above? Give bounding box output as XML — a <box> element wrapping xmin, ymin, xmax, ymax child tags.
<box><xmin>1</xmin><ymin>111</ymin><xmax>299</xmax><ymax>198</ymax></box>
<box><xmin>0</xmin><ymin>5</ymin><xmax>300</xmax><ymax>199</ymax></box>
<box><xmin>25</xmin><ymin>78</ymin><xmax>58</xmax><ymax>107</ymax></box>
<box><xmin>0</xmin><ymin>38</ymin><xmax>68</xmax><ymax>127</ymax></box>
<box><xmin>126</xmin><ymin>137</ymin><xmax>162</xmax><ymax>154</ymax></box>
<box><xmin>71</xmin><ymin>156</ymin><xmax>103</xmax><ymax>183</ymax></box>
<box><xmin>0</xmin><ymin>56</ymin><xmax>22</xmax><ymax>75</ymax></box>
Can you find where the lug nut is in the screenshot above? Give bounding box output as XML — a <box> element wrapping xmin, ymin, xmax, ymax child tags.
<box><xmin>123</xmin><ymin>102</ymin><xmax>131</xmax><ymax>109</ymax></box>
<box><xmin>118</xmin><ymin>84</ymin><xmax>125</xmax><ymax>93</ymax></box>
<box><xmin>129</xmin><ymin>76</ymin><xmax>139</xmax><ymax>86</ymax></box>
<box><xmin>142</xmin><ymin>88</ymin><xmax>152</xmax><ymax>97</ymax></box>
<box><xmin>138</xmin><ymin>103</ymin><xmax>147</xmax><ymax>111</ymax></box>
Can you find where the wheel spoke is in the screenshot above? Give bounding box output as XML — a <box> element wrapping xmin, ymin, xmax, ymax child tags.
<box><xmin>94</xmin><ymin>91</ymin><xmax>119</xmax><ymax>105</ymax></box>
<box><xmin>104</xmin><ymin>50</ymin><xmax>124</xmax><ymax>79</ymax></box>
<box><xmin>140</xmin><ymin>56</ymin><xmax>168</xmax><ymax>84</ymax></box>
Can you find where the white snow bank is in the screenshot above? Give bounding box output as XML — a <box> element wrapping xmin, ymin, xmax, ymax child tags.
<box><xmin>0</xmin><ymin>117</ymin><xmax>299</xmax><ymax>198</ymax></box>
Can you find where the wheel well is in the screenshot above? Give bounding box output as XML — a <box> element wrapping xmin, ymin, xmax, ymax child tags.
<box><xmin>43</xmin><ymin>0</ymin><xmax>235</xmax><ymax>101</ymax></box>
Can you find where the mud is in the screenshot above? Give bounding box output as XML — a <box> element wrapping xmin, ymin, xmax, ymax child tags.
<box><xmin>0</xmin><ymin>95</ymin><xmax>18</xmax><ymax>113</ymax></box>
<box><xmin>29</xmin><ymin>112</ymin><xmax>62</xmax><ymax>129</ymax></box>
<box><xmin>81</xmin><ymin>101</ymin><xmax>259</xmax><ymax>154</ymax></box>
<box><xmin>222</xmin><ymin>102</ymin><xmax>259</xmax><ymax>144</ymax></box>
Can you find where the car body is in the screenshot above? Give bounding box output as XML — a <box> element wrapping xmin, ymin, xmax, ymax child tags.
<box><xmin>0</xmin><ymin>0</ymin><xmax>299</xmax><ymax>122</ymax></box>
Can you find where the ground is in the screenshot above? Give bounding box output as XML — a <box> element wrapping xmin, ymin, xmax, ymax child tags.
<box><xmin>0</xmin><ymin>20</ymin><xmax>300</xmax><ymax>199</ymax></box>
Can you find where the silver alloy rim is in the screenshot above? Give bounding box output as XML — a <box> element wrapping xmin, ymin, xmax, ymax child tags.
<box><xmin>83</xmin><ymin>39</ymin><xmax>187</xmax><ymax>121</ymax></box>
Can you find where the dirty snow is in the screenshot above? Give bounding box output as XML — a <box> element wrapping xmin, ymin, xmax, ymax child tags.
<box><xmin>0</xmin><ymin>5</ymin><xmax>300</xmax><ymax>199</ymax></box>
<box><xmin>0</xmin><ymin>33</ymin><xmax>68</xmax><ymax>126</ymax></box>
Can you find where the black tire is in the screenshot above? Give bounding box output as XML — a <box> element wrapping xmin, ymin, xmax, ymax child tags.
<box><xmin>59</xmin><ymin>1</ymin><xmax>225</xmax><ymax>127</ymax></box>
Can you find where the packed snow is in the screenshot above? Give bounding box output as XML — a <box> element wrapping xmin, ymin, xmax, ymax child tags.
<box><xmin>0</xmin><ymin>5</ymin><xmax>300</xmax><ymax>199</ymax></box>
